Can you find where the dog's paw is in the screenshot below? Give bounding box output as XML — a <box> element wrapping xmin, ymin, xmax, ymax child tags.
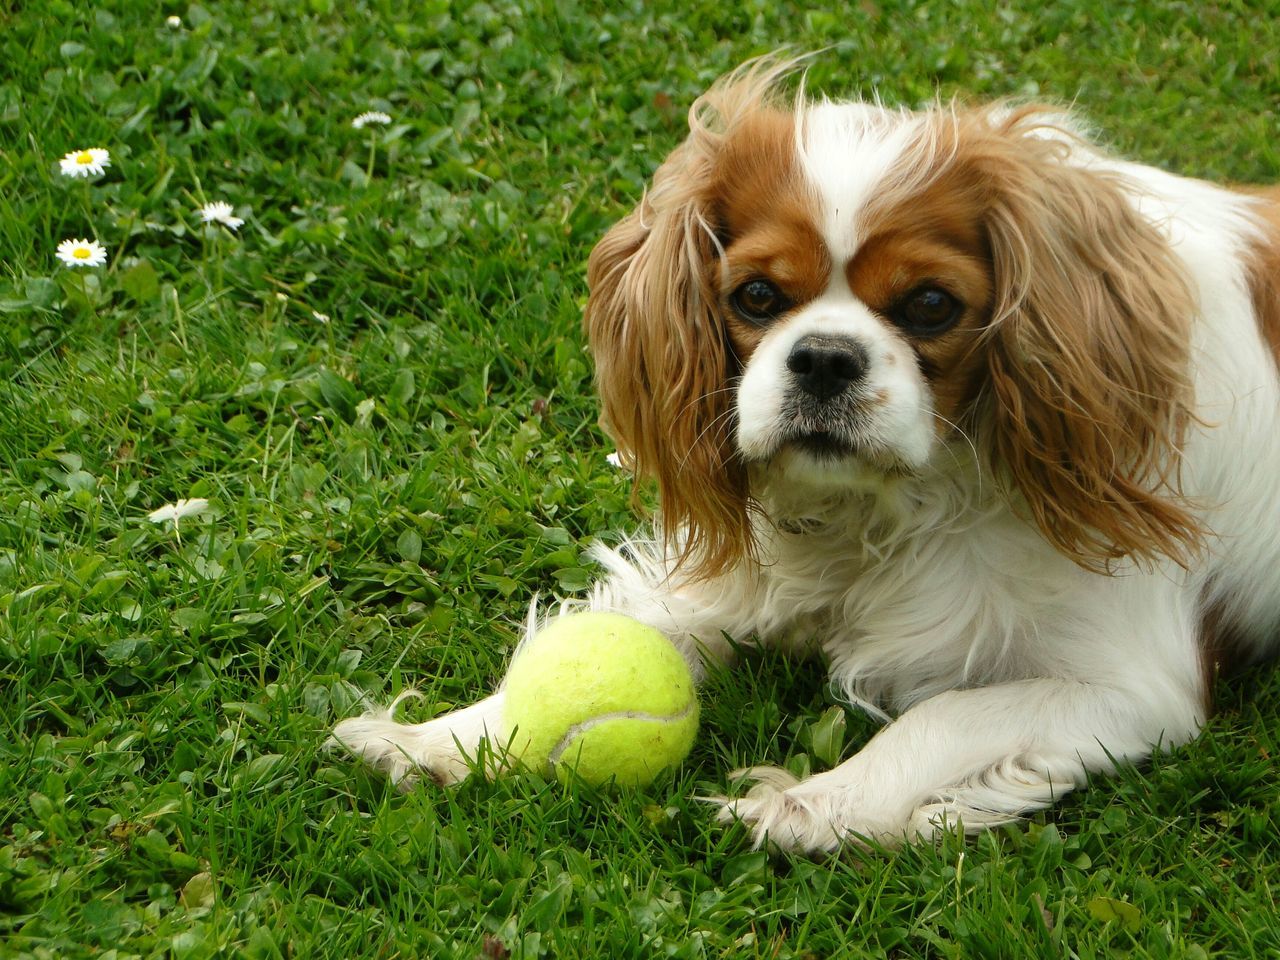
<box><xmin>328</xmin><ymin>693</ymin><xmax>476</xmax><ymax>789</ymax></box>
<box><xmin>705</xmin><ymin>766</ymin><xmax>919</xmax><ymax>855</ymax></box>
<box><xmin>704</xmin><ymin>766</ymin><xmax>855</xmax><ymax>855</ymax></box>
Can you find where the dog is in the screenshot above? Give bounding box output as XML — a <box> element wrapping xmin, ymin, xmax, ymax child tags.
<box><xmin>332</xmin><ymin>59</ymin><xmax>1280</xmax><ymax>854</ymax></box>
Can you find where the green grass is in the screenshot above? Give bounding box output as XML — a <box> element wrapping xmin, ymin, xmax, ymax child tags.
<box><xmin>2</xmin><ymin>1</ymin><xmax>1279</xmax><ymax>956</ymax></box>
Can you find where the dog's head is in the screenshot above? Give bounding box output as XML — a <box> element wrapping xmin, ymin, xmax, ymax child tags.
<box><xmin>586</xmin><ymin>60</ymin><xmax>1200</xmax><ymax>579</ymax></box>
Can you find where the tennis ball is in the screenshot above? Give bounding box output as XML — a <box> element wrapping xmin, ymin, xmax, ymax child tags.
<box><xmin>502</xmin><ymin>612</ymin><xmax>698</xmax><ymax>787</ymax></box>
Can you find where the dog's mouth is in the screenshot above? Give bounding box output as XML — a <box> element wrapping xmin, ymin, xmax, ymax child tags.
<box><xmin>784</xmin><ymin>428</ymin><xmax>856</xmax><ymax>460</ymax></box>
<box><xmin>737</xmin><ymin>385</ymin><xmax>916</xmax><ymax>477</ymax></box>
<box><xmin>772</xmin><ymin>412</ymin><xmax>911</xmax><ymax>476</ymax></box>
<box><xmin>777</xmin><ymin>397</ymin><xmax>873</xmax><ymax>462</ymax></box>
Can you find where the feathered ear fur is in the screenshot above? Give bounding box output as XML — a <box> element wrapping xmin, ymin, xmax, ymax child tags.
<box><xmin>584</xmin><ymin>60</ymin><xmax>798</xmax><ymax>579</ymax></box>
<box><xmin>962</xmin><ymin>107</ymin><xmax>1204</xmax><ymax>569</ymax></box>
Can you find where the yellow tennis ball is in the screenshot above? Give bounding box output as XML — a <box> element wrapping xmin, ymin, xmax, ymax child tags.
<box><xmin>502</xmin><ymin>612</ymin><xmax>699</xmax><ymax>787</ymax></box>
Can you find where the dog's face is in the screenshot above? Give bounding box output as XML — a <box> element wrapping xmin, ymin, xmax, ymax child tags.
<box><xmin>586</xmin><ymin>64</ymin><xmax>1201</xmax><ymax>578</ymax></box>
<box><xmin>719</xmin><ymin>102</ymin><xmax>995</xmax><ymax>485</ymax></box>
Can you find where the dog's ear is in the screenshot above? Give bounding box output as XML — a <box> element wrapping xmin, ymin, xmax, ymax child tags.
<box><xmin>585</xmin><ymin>131</ymin><xmax>750</xmax><ymax>580</ymax></box>
<box><xmin>966</xmin><ymin>107</ymin><xmax>1203</xmax><ymax>570</ymax></box>
<box><xmin>584</xmin><ymin>62</ymin><xmax>799</xmax><ymax>579</ymax></box>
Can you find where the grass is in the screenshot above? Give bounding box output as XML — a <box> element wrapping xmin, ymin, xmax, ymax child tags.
<box><xmin>2</xmin><ymin>0</ymin><xmax>1279</xmax><ymax>956</ymax></box>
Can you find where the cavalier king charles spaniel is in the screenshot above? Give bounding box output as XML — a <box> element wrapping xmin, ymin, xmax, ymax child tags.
<box><xmin>333</xmin><ymin>60</ymin><xmax>1280</xmax><ymax>854</ymax></box>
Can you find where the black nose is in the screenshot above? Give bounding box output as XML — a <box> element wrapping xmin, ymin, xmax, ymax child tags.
<box><xmin>785</xmin><ymin>335</ymin><xmax>868</xmax><ymax>400</ymax></box>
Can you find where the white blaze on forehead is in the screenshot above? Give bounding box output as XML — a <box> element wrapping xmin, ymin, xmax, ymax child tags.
<box><xmin>795</xmin><ymin>101</ymin><xmax>930</xmax><ymax>266</ymax></box>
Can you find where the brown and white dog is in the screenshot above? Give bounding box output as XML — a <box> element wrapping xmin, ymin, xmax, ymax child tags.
<box><xmin>333</xmin><ymin>60</ymin><xmax>1280</xmax><ymax>853</ymax></box>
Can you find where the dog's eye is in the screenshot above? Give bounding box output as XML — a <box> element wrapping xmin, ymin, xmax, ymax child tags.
<box><xmin>732</xmin><ymin>279</ymin><xmax>789</xmax><ymax>324</ymax></box>
<box><xmin>896</xmin><ymin>286</ymin><xmax>962</xmax><ymax>336</ymax></box>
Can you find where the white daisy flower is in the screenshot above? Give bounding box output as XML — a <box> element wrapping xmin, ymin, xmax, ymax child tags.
<box><xmin>55</xmin><ymin>238</ymin><xmax>108</xmax><ymax>268</ymax></box>
<box><xmin>197</xmin><ymin>201</ymin><xmax>245</xmax><ymax>230</ymax></box>
<box><xmin>312</xmin><ymin>311</ymin><xmax>330</xmax><ymax>323</ymax></box>
<box><xmin>147</xmin><ymin>498</ymin><xmax>209</xmax><ymax>525</ymax></box>
<box><xmin>351</xmin><ymin>111</ymin><xmax>392</xmax><ymax>130</ymax></box>
<box><xmin>59</xmin><ymin>147</ymin><xmax>111</xmax><ymax>179</ymax></box>
<box><xmin>166</xmin><ymin>15</ymin><xmax>182</xmax><ymax>28</ymax></box>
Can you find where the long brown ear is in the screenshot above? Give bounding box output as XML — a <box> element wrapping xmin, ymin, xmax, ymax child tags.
<box><xmin>584</xmin><ymin>61</ymin><xmax>797</xmax><ymax>579</ymax></box>
<box><xmin>966</xmin><ymin>107</ymin><xmax>1204</xmax><ymax>570</ymax></box>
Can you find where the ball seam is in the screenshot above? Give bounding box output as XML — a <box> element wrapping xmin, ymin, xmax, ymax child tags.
<box><xmin>547</xmin><ymin>702</ymin><xmax>697</xmax><ymax>767</ymax></box>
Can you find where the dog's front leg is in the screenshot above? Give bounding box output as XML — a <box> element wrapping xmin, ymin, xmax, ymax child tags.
<box><xmin>329</xmin><ymin>692</ymin><xmax>509</xmax><ymax>789</ymax></box>
<box><xmin>714</xmin><ymin>674</ymin><xmax>1204</xmax><ymax>854</ymax></box>
<box><xmin>332</xmin><ymin>540</ymin><xmax>768</xmax><ymax>787</ymax></box>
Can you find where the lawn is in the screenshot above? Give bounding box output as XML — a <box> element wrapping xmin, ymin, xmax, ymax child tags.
<box><xmin>2</xmin><ymin>1</ymin><xmax>1279</xmax><ymax>957</ymax></box>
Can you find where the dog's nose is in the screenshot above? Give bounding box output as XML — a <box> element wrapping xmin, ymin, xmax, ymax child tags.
<box><xmin>786</xmin><ymin>335</ymin><xmax>868</xmax><ymax>400</ymax></box>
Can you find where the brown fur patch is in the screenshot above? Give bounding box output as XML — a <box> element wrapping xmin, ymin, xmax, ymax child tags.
<box><xmin>848</xmin><ymin>170</ymin><xmax>995</xmax><ymax>428</ymax></box>
<box><xmin>710</xmin><ymin>110</ymin><xmax>828</xmax><ymax>361</ymax></box>
<box><xmin>1197</xmin><ymin>587</ymin><xmax>1259</xmax><ymax>715</ymax></box>
<box><xmin>952</xmin><ymin>107</ymin><xmax>1203</xmax><ymax>570</ymax></box>
<box><xmin>584</xmin><ymin>60</ymin><xmax>808</xmax><ymax>580</ymax></box>
<box><xmin>853</xmin><ymin>106</ymin><xmax>1203</xmax><ymax>570</ymax></box>
<box><xmin>1237</xmin><ymin>184</ymin><xmax>1280</xmax><ymax>371</ymax></box>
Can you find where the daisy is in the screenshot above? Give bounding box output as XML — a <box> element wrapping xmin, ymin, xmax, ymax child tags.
<box><xmin>166</xmin><ymin>15</ymin><xmax>182</xmax><ymax>28</ymax></box>
<box><xmin>197</xmin><ymin>200</ymin><xmax>245</xmax><ymax>230</ymax></box>
<box><xmin>147</xmin><ymin>498</ymin><xmax>209</xmax><ymax>526</ymax></box>
<box><xmin>351</xmin><ymin>111</ymin><xmax>392</xmax><ymax>130</ymax></box>
<box><xmin>312</xmin><ymin>311</ymin><xmax>330</xmax><ymax>323</ymax></box>
<box><xmin>55</xmin><ymin>238</ymin><xmax>108</xmax><ymax>268</ymax></box>
<box><xmin>59</xmin><ymin>147</ymin><xmax>111</xmax><ymax>179</ymax></box>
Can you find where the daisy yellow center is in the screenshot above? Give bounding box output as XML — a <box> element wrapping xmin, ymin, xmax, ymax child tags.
<box><xmin>72</xmin><ymin>247</ymin><xmax>91</xmax><ymax>259</ymax></box>
<box><xmin>75</xmin><ymin>151</ymin><xmax>95</xmax><ymax>164</ymax></box>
